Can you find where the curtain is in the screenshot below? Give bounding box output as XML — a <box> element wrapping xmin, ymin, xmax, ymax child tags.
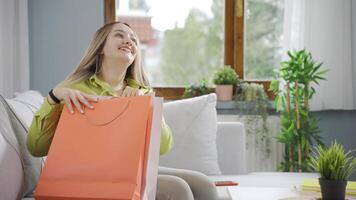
<box><xmin>0</xmin><ymin>0</ymin><xmax>29</xmax><ymax>98</ymax></box>
<box><xmin>283</xmin><ymin>0</ymin><xmax>355</xmax><ymax>110</ymax></box>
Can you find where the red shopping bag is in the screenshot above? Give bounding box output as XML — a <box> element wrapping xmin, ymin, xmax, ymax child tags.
<box><xmin>34</xmin><ymin>96</ymin><xmax>162</xmax><ymax>200</ymax></box>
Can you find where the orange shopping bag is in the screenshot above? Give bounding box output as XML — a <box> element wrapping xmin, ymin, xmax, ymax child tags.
<box><xmin>34</xmin><ymin>96</ymin><xmax>162</xmax><ymax>200</ymax></box>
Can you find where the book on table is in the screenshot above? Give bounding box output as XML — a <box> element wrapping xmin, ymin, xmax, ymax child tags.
<box><xmin>301</xmin><ymin>178</ymin><xmax>356</xmax><ymax>196</ymax></box>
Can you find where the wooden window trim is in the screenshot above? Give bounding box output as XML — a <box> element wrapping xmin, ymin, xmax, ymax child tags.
<box><xmin>104</xmin><ymin>0</ymin><xmax>115</xmax><ymax>24</ymax></box>
<box><xmin>103</xmin><ymin>0</ymin><xmax>273</xmax><ymax>100</ymax></box>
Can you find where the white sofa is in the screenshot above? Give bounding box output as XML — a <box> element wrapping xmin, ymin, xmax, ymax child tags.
<box><xmin>0</xmin><ymin>91</ymin><xmax>246</xmax><ymax>200</ymax></box>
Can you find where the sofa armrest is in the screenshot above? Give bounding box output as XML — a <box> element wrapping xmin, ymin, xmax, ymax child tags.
<box><xmin>216</xmin><ymin>121</ymin><xmax>246</xmax><ymax>175</ymax></box>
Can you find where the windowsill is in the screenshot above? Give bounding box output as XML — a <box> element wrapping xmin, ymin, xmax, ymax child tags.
<box><xmin>216</xmin><ymin>100</ymin><xmax>278</xmax><ymax>115</ymax></box>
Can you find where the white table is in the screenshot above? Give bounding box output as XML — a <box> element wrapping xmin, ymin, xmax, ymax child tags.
<box><xmin>229</xmin><ymin>186</ymin><xmax>311</xmax><ymax>200</ymax></box>
<box><xmin>228</xmin><ymin>186</ymin><xmax>356</xmax><ymax>200</ymax></box>
<box><xmin>211</xmin><ymin>172</ymin><xmax>356</xmax><ymax>200</ymax></box>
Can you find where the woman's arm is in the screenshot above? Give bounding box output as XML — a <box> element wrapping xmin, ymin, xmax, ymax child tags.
<box><xmin>160</xmin><ymin>117</ymin><xmax>173</xmax><ymax>156</ymax></box>
<box><xmin>27</xmin><ymin>97</ymin><xmax>64</xmax><ymax>157</ymax></box>
<box><xmin>27</xmin><ymin>87</ymin><xmax>97</xmax><ymax>157</ymax></box>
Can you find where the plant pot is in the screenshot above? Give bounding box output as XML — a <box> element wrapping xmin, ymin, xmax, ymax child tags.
<box><xmin>319</xmin><ymin>178</ymin><xmax>347</xmax><ymax>200</ymax></box>
<box><xmin>215</xmin><ymin>85</ymin><xmax>233</xmax><ymax>101</ymax></box>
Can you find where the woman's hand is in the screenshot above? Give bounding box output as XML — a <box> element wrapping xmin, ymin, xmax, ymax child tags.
<box><xmin>49</xmin><ymin>87</ymin><xmax>98</xmax><ymax>114</ymax></box>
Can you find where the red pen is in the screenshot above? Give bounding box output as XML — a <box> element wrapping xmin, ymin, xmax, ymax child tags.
<box><xmin>215</xmin><ymin>181</ymin><xmax>239</xmax><ymax>186</ymax></box>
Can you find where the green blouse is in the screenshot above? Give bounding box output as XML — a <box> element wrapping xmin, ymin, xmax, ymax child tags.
<box><xmin>27</xmin><ymin>74</ymin><xmax>173</xmax><ymax>157</ymax></box>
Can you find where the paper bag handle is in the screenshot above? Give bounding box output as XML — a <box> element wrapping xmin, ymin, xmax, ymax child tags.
<box><xmin>84</xmin><ymin>99</ymin><xmax>131</xmax><ymax>126</ymax></box>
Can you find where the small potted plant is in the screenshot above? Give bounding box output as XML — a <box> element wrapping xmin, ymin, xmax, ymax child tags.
<box><xmin>213</xmin><ymin>66</ymin><xmax>239</xmax><ymax>101</ymax></box>
<box><xmin>182</xmin><ymin>79</ymin><xmax>214</xmax><ymax>98</ymax></box>
<box><xmin>310</xmin><ymin>141</ymin><xmax>356</xmax><ymax>200</ymax></box>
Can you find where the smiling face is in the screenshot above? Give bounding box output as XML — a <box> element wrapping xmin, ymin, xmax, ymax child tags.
<box><xmin>102</xmin><ymin>23</ymin><xmax>138</xmax><ymax>66</ymax></box>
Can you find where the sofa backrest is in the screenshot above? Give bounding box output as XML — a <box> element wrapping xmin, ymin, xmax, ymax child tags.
<box><xmin>216</xmin><ymin>121</ymin><xmax>246</xmax><ymax>175</ymax></box>
<box><xmin>0</xmin><ymin>92</ymin><xmax>44</xmax><ymax>199</ymax></box>
<box><xmin>0</xmin><ymin>102</ymin><xmax>25</xmax><ymax>200</ymax></box>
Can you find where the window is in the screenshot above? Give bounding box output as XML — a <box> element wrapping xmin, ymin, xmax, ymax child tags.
<box><xmin>244</xmin><ymin>0</ymin><xmax>285</xmax><ymax>80</ymax></box>
<box><xmin>105</xmin><ymin>0</ymin><xmax>284</xmax><ymax>99</ymax></box>
<box><xmin>115</xmin><ymin>0</ymin><xmax>225</xmax><ymax>87</ymax></box>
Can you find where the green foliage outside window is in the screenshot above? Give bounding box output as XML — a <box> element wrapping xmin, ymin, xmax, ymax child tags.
<box><xmin>157</xmin><ymin>0</ymin><xmax>285</xmax><ymax>85</ymax></box>
<box><xmin>159</xmin><ymin>0</ymin><xmax>224</xmax><ymax>85</ymax></box>
<box><xmin>245</xmin><ymin>0</ymin><xmax>284</xmax><ymax>79</ymax></box>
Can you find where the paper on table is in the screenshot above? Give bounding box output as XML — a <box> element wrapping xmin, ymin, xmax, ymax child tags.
<box><xmin>228</xmin><ymin>187</ymin><xmax>302</xmax><ymax>200</ymax></box>
<box><xmin>301</xmin><ymin>178</ymin><xmax>356</xmax><ymax>196</ymax></box>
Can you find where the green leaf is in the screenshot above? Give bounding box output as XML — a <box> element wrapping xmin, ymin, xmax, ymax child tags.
<box><xmin>275</xmin><ymin>95</ymin><xmax>280</xmax><ymax>112</ymax></box>
<box><xmin>310</xmin><ymin>141</ymin><xmax>356</xmax><ymax>180</ymax></box>
<box><xmin>316</xmin><ymin>69</ymin><xmax>329</xmax><ymax>76</ymax></box>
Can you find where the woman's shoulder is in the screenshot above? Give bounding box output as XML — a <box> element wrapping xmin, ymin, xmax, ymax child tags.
<box><xmin>66</xmin><ymin>79</ymin><xmax>93</xmax><ymax>94</ymax></box>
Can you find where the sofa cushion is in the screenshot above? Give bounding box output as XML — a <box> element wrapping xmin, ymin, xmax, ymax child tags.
<box><xmin>5</xmin><ymin>90</ymin><xmax>43</xmax><ymax>129</ymax></box>
<box><xmin>0</xmin><ymin>95</ymin><xmax>43</xmax><ymax>198</ymax></box>
<box><xmin>160</xmin><ymin>94</ymin><xmax>222</xmax><ymax>175</ymax></box>
<box><xmin>0</xmin><ymin>98</ymin><xmax>25</xmax><ymax>200</ymax></box>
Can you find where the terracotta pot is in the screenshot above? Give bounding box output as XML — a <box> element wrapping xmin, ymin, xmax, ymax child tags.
<box><xmin>319</xmin><ymin>178</ymin><xmax>347</xmax><ymax>200</ymax></box>
<box><xmin>215</xmin><ymin>85</ymin><xmax>233</xmax><ymax>101</ymax></box>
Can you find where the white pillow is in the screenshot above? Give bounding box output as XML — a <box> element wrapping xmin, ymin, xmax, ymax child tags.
<box><xmin>160</xmin><ymin>93</ymin><xmax>222</xmax><ymax>175</ymax></box>
<box><xmin>6</xmin><ymin>90</ymin><xmax>44</xmax><ymax>129</ymax></box>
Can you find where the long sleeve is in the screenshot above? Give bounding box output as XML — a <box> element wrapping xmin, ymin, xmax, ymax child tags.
<box><xmin>159</xmin><ymin>117</ymin><xmax>173</xmax><ymax>156</ymax></box>
<box><xmin>27</xmin><ymin>97</ymin><xmax>63</xmax><ymax>157</ymax></box>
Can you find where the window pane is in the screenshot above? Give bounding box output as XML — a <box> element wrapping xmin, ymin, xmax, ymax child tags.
<box><xmin>116</xmin><ymin>0</ymin><xmax>225</xmax><ymax>86</ymax></box>
<box><xmin>244</xmin><ymin>0</ymin><xmax>285</xmax><ymax>80</ymax></box>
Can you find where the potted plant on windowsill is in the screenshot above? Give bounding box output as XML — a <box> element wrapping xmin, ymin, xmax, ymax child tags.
<box><xmin>310</xmin><ymin>141</ymin><xmax>356</xmax><ymax>200</ymax></box>
<box><xmin>182</xmin><ymin>79</ymin><xmax>214</xmax><ymax>98</ymax></box>
<box><xmin>213</xmin><ymin>66</ymin><xmax>239</xmax><ymax>101</ymax></box>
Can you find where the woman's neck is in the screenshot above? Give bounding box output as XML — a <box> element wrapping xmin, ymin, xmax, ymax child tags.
<box><xmin>99</xmin><ymin>58</ymin><xmax>129</xmax><ymax>91</ymax></box>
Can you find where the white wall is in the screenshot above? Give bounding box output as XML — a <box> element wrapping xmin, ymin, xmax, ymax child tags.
<box><xmin>28</xmin><ymin>0</ymin><xmax>104</xmax><ymax>94</ymax></box>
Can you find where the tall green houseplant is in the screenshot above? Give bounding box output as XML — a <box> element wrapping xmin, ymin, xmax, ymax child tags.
<box><xmin>269</xmin><ymin>49</ymin><xmax>328</xmax><ymax>172</ymax></box>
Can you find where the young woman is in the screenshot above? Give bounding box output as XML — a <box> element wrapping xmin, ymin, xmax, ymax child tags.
<box><xmin>27</xmin><ymin>22</ymin><xmax>217</xmax><ymax>200</ymax></box>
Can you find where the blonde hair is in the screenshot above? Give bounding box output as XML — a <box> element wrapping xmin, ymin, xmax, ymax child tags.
<box><xmin>58</xmin><ymin>22</ymin><xmax>150</xmax><ymax>87</ymax></box>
